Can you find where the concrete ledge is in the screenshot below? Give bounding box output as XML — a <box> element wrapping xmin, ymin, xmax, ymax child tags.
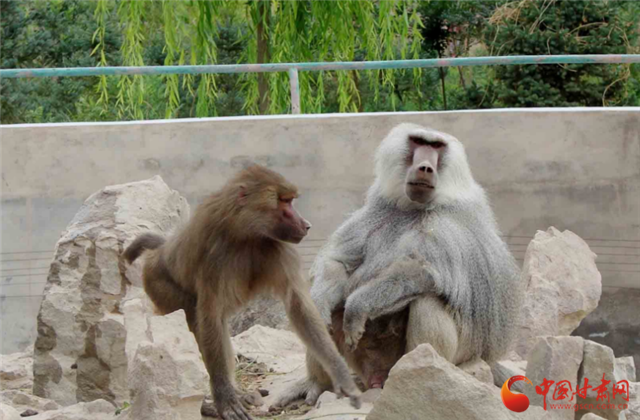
<box><xmin>1</xmin><ymin>107</ymin><xmax>639</xmax><ymax>353</ymax></box>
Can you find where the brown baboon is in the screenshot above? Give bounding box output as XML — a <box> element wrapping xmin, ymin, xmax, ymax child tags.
<box><xmin>124</xmin><ymin>165</ymin><xmax>361</xmax><ymax>420</ymax></box>
<box><xmin>330</xmin><ymin>307</ymin><xmax>408</xmax><ymax>390</ymax></box>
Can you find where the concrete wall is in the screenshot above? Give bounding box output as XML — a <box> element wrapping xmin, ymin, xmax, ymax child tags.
<box><xmin>1</xmin><ymin>108</ymin><xmax>639</xmax><ymax>355</ymax></box>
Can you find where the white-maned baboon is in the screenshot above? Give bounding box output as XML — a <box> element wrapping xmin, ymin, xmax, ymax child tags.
<box><xmin>275</xmin><ymin>123</ymin><xmax>523</xmax><ymax>406</ymax></box>
<box><xmin>124</xmin><ymin>165</ymin><xmax>361</xmax><ymax>420</ymax></box>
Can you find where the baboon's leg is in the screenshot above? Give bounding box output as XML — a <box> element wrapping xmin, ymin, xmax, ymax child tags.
<box><xmin>142</xmin><ymin>255</ymin><xmax>197</xmax><ymax>331</ymax></box>
<box><xmin>406</xmin><ymin>295</ymin><xmax>459</xmax><ymax>363</ymax></box>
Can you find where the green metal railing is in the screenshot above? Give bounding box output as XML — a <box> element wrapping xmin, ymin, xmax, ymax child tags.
<box><xmin>2</xmin><ymin>54</ymin><xmax>639</xmax><ymax>114</ymax></box>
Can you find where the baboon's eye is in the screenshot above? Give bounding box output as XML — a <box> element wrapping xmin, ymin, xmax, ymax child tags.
<box><xmin>409</xmin><ymin>135</ymin><xmax>428</xmax><ymax>146</ymax></box>
<box><xmin>279</xmin><ymin>197</ymin><xmax>293</xmax><ymax>204</ymax></box>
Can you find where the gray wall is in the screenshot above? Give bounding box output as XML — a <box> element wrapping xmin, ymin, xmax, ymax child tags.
<box><xmin>1</xmin><ymin>108</ymin><xmax>639</xmax><ymax>355</ymax></box>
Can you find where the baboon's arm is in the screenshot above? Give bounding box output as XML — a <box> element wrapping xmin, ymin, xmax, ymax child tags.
<box><xmin>283</xmin><ymin>284</ymin><xmax>362</xmax><ymax>409</ymax></box>
<box><xmin>342</xmin><ymin>255</ymin><xmax>436</xmax><ymax>351</ymax></box>
<box><xmin>309</xmin><ymin>209</ymin><xmax>369</xmax><ymax>324</ymax></box>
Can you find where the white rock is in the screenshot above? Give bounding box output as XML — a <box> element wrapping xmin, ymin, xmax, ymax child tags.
<box><xmin>492</xmin><ymin>359</ymin><xmax>528</xmax><ymax>392</ymax></box>
<box><xmin>28</xmin><ymin>400</ymin><xmax>114</xmax><ymax>420</ymax></box>
<box><xmin>524</xmin><ymin>336</ymin><xmax>584</xmax><ymax>420</ymax></box>
<box><xmin>615</xmin><ymin>357</ymin><xmax>637</xmax><ymax>382</ymax></box>
<box><xmin>293</xmin><ymin>390</ymin><xmax>373</xmax><ymax>420</ymax></box>
<box><xmin>314</xmin><ymin>391</ymin><xmax>338</xmax><ymax>408</ymax></box>
<box><xmin>32</xmin><ymin>176</ymin><xmax>189</xmax><ymax>406</ymax></box>
<box><xmin>515</xmin><ymin>227</ymin><xmax>601</xmax><ymax>359</ymax></box>
<box><xmin>581</xmin><ymin>414</ymin><xmax>607</xmax><ymax>420</ymax></box>
<box><xmin>367</xmin><ymin>343</ymin><xmax>551</xmax><ymax>420</ymax></box>
<box><xmin>580</xmin><ymin>341</ymin><xmax>617</xmax><ymax>400</ymax></box>
<box><xmin>361</xmin><ymin>388</ymin><xmax>383</xmax><ymax>404</ymax></box>
<box><xmin>232</xmin><ymin>325</ymin><xmax>309</xmax><ymax>409</ymax></box>
<box><xmin>460</xmin><ymin>359</ymin><xmax>494</xmax><ymax>385</ymax></box>
<box><xmin>0</xmin><ymin>403</ymin><xmax>21</xmax><ymax>420</ymax></box>
<box><xmin>123</xmin><ymin>310</ymin><xmax>208</xmax><ymax>420</ymax></box>
<box><xmin>0</xmin><ymin>347</ymin><xmax>33</xmax><ymax>391</ymax></box>
<box><xmin>0</xmin><ymin>390</ymin><xmax>60</xmax><ymax>413</ymax></box>
<box><xmin>122</xmin><ymin>298</ymin><xmax>151</xmax><ymax>366</ymax></box>
<box><xmin>232</xmin><ymin>325</ymin><xmax>306</xmax><ymax>373</ymax></box>
<box><xmin>621</xmin><ymin>382</ymin><xmax>639</xmax><ymax>420</ymax></box>
<box><xmin>576</xmin><ymin>341</ymin><xmax>625</xmax><ymax>420</ymax></box>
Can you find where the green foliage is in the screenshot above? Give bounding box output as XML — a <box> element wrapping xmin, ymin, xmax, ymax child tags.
<box><xmin>2</xmin><ymin>0</ymin><xmax>638</xmax><ymax>123</ymax></box>
<box><xmin>114</xmin><ymin>401</ymin><xmax>130</xmax><ymax>416</ymax></box>
<box><xmin>92</xmin><ymin>0</ymin><xmax>428</xmax><ymax>117</ymax></box>
<box><xmin>1</xmin><ymin>0</ymin><xmax>121</xmax><ymax>123</ymax></box>
<box><xmin>484</xmin><ymin>0</ymin><xmax>639</xmax><ymax>107</ymax></box>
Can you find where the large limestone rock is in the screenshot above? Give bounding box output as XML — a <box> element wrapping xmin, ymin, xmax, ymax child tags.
<box><xmin>367</xmin><ymin>344</ymin><xmax>551</xmax><ymax>420</ymax></box>
<box><xmin>0</xmin><ymin>346</ymin><xmax>33</xmax><ymax>392</ymax></box>
<box><xmin>524</xmin><ymin>336</ymin><xmax>584</xmax><ymax>420</ymax></box>
<box><xmin>576</xmin><ymin>341</ymin><xmax>629</xmax><ymax>420</ymax></box>
<box><xmin>515</xmin><ymin>227</ymin><xmax>601</xmax><ymax>359</ymax></box>
<box><xmin>32</xmin><ymin>176</ymin><xmax>189</xmax><ymax>406</ymax></box>
<box><xmin>120</xmin><ymin>309</ymin><xmax>208</xmax><ymax>420</ymax></box>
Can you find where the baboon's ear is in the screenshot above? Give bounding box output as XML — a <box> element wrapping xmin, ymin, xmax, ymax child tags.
<box><xmin>237</xmin><ymin>185</ymin><xmax>248</xmax><ymax>206</ymax></box>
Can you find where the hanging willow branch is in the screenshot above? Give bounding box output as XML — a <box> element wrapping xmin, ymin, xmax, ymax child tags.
<box><xmin>95</xmin><ymin>0</ymin><xmax>423</xmax><ymax>119</ymax></box>
<box><xmin>91</xmin><ymin>0</ymin><xmax>111</xmax><ymax>109</ymax></box>
<box><xmin>116</xmin><ymin>0</ymin><xmax>146</xmax><ymax>120</ymax></box>
<box><xmin>162</xmin><ymin>0</ymin><xmax>182</xmax><ymax>119</ymax></box>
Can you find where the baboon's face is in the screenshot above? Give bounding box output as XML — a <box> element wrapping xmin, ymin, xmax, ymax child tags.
<box><xmin>404</xmin><ymin>135</ymin><xmax>446</xmax><ymax>204</ymax></box>
<box><xmin>270</xmin><ymin>195</ymin><xmax>311</xmax><ymax>244</ymax></box>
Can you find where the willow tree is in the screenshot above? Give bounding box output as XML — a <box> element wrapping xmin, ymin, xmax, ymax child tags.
<box><xmin>94</xmin><ymin>0</ymin><xmax>424</xmax><ymax>119</ymax></box>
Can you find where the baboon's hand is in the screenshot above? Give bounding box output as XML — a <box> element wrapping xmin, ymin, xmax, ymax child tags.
<box><xmin>342</xmin><ymin>303</ymin><xmax>367</xmax><ymax>352</ymax></box>
<box><xmin>343</xmin><ymin>321</ymin><xmax>365</xmax><ymax>352</ymax></box>
<box><xmin>217</xmin><ymin>397</ymin><xmax>253</xmax><ymax>420</ymax></box>
<box><xmin>333</xmin><ymin>374</ymin><xmax>362</xmax><ymax>410</ymax></box>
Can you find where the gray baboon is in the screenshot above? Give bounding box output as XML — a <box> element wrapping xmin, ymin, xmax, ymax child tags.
<box><xmin>124</xmin><ymin>165</ymin><xmax>361</xmax><ymax>420</ymax></box>
<box><xmin>275</xmin><ymin>123</ymin><xmax>523</xmax><ymax>406</ymax></box>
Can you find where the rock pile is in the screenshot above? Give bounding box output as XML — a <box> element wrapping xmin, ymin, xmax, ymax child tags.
<box><xmin>1</xmin><ymin>176</ymin><xmax>635</xmax><ymax>420</ymax></box>
<box><xmin>514</xmin><ymin>227</ymin><xmax>602</xmax><ymax>359</ymax></box>
<box><xmin>31</xmin><ymin>176</ymin><xmax>189</xmax><ymax>407</ymax></box>
<box><xmin>119</xmin><ymin>305</ymin><xmax>208</xmax><ymax>420</ymax></box>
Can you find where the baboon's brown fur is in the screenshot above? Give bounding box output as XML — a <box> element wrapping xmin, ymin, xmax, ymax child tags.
<box><xmin>124</xmin><ymin>165</ymin><xmax>360</xmax><ymax>420</ymax></box>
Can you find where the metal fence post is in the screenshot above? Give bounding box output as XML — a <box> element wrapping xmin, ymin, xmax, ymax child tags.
<box><xmin>288</xmin><ymin>68</ymin><xmax>300</xmax><ymax>114</ymax></box>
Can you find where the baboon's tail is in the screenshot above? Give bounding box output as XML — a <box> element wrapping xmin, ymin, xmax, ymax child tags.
<box><xmin>123</xmin><ymin>233</ymin><xmax>165</xmax><ymax>264</ymax></box>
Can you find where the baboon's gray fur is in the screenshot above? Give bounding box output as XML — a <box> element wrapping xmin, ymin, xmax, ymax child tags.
<box><xmin>274</xmin><ymin>123</ymin><xmax>523</xmax><ymax>407</ymax></box>
<box><xmin>311</xmin><ymin>123</ymin><xmax>523</xmax><ymax>363</ymax></box>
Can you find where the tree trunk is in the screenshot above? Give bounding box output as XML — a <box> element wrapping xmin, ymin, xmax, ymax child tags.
<box><xmin>256</xmin><ymin>0</ymin><xmax>270</xmax><ymax>114</ymax></box>
<box><xmin>458</xmin><ymin>67</ymin><xmax>467</xmax><ymax>89</ymax></box>
<box><xmin>437</xmin><ymin>52</ymin><xmax>447</xmax><ymax>110</ymax></box>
